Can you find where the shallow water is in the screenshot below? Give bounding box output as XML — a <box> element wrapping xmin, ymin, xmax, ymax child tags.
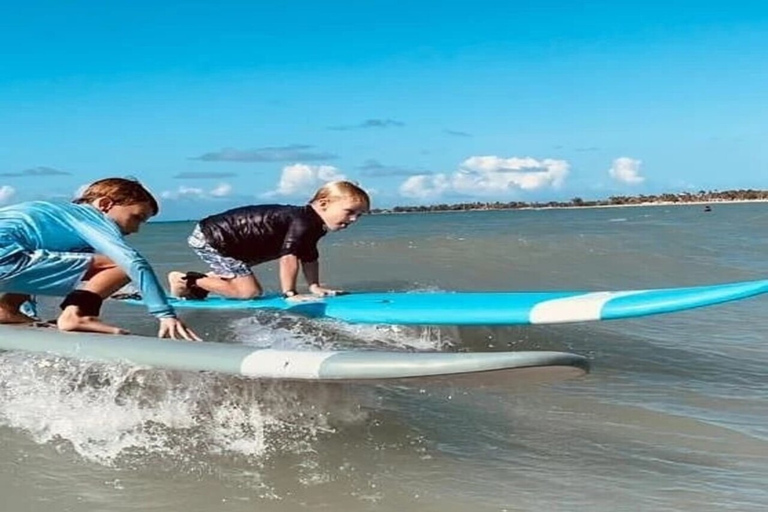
<box><xmin>2</xmin><ymin>203</ymin><xmax>767</xmax><ymax>511</ymax></box>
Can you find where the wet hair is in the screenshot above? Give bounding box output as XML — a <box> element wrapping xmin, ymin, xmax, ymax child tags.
<box><xmin>74</xmin><ymin>177</ymin><xmax>159</xmax><ymax>216</ymax></box>
<box><xmin>309</xmin><ymin>181</ymin><xmax>370</xmax><ymax>211</ymax></box>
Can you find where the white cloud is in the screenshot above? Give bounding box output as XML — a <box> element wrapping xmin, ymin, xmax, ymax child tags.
<box><xmin>161</xmin><ymin>183</ymin><xmax>234</xmax><ymax>200</ymax></box>
<box><xmin>609</xmin><ymin>157</ymin><xmax>645</xmax><ymax>184</ymax></box>
<box><xmin>399</xmin><ymin>175</ymin><xmax>450</xmax><ymax>200</ymax></box>
<box><xmin>161</xmin><ymin>186</ymin><xmax>205</xmax><ymax>200</ymax></box>
<box><xmin>210</xmin><ymin>183</ymin><xmax>233</xmax><ymax>197</ymax></box>
<box><xmin>265</xmin><ymin>164</ymin><xmax>346</xmax><ymax>197</ymax></box>
<box><xmin>399</xmin><ymin>155</ymin><xmax>570</xmax><ymax>200</ymax></box>
<box><xmin>0</xmin><ymin>185</ymin><xmax>16</xmax><ymax>204</ymax></box>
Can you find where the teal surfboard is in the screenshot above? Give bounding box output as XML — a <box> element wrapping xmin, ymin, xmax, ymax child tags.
<box><xmin>115</xmin><ymin>278</ymin><xmax>768</xmax><ymax>326</ymax></box>
<box><xmin>0</xmin><ymin>325</ymin><xmax>589</xmax><ymax>384</ymax></box>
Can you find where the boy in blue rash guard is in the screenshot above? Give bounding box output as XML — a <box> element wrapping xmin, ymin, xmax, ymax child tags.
<box><xmin>168</xmin><ymin>181</ymin><xmax>370</xmax><ymax>301</ymax></box>
<box><xmin>0</xmin><ymin>177</ymin><xmax>200</xmax><ymax>341</ymax></box>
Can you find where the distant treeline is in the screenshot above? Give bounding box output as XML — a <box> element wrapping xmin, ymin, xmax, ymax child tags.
<box><xmin>370</xmin><ymin>189</ymin><xmax>768</xmax><ymax>214</ymax></box>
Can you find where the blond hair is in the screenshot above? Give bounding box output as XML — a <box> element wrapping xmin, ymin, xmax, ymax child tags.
<box><xmin>74</xmin><ymin>177</ymin><xmax>159</xmax><ymax>215</ymax></box>
<box><xmin>309</xmin><ymin>181</ymin><xmax>370</xmax><ymax>211</ymax></box>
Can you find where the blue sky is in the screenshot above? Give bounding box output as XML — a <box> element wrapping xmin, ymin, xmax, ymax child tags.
<box><xmin>2</xmin><ymin>0</ymin><xmax>767</xmax><ymax>220</ymax></box>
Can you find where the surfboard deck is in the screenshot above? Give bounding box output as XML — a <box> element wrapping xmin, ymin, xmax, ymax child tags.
<box><xmin>0</xmin><ymin>325</ymin><xmax>589</xmax><ymax>384</ymax></box>
<box><xmin>114</xmin><ymin>278</ymin><xmax>768</xmax><ymax>325</ymax></box>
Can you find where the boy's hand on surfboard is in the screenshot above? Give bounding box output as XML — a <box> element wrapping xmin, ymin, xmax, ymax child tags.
<box><xmin>158</xmin><ymin>318</ymin><xmax>202</xmax><ymax>341</ymax></box>
<box><xmin>308</xmin><ymin>284</ymin><xmax>345</xmax><ymax>297</ymax></box>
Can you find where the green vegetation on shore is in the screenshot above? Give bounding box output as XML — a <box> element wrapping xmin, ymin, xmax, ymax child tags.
<box><xmin>371</xmin><ymin>189</ymin><xmax>768</xmax><ymax>214</ymax></box>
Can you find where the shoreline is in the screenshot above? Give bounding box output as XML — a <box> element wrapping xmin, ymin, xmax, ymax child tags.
<box><xmin>527</xmin><ymin>198</ymin><xmax>768</xmax><ymax>211</ymax></box>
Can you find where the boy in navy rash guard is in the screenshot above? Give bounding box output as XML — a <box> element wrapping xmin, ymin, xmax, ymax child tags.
<box><xmin>0</xmin><ymin>177</ymin><xmax>200</xmax><ymax>341</ymax></box>
<box><xmin>168</xmin><ymin>180</ymin><xmax>370</xmax><ymax>300</ymax></box>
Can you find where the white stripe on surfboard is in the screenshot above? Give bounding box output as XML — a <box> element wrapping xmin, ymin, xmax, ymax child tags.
<box><xmin>239</xmin><ymin>349</ymin><xmax>336</xmax><ymax>379</ymax></box>
<box><xmin>529</xmin><ymin>291</ymin><xmax>641</xmax><ymax>324</ymax></box>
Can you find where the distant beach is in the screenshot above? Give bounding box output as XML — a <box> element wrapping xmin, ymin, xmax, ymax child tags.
<box><xmin>371</xmin><ymin>190</ymin><xmax>768</xmax><ymax>214</ymax></box>
<box><xmin>529</xmin><ymin>198</ymin><xmax>768</xmax><ymax>211</ymax></box>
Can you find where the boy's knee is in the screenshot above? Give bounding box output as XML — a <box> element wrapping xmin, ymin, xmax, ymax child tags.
<box><xmin>230</xmin><ymin>276</ymin><xmax>261</xmax><ymax>300</ymax></box>
<box><xmin>233</xmin><ymin>288</ymin><xmax>262</xmax><ymax>300</ymax></box>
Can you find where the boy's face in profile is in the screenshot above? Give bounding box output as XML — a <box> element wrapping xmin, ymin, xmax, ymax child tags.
<box><xmin>317</xmin><ymin>196</ymin><xmax>367</xmax><ymax>231</ymax></box>
<box><xmin>93</xmin><ymin>198</ymin><xmax>154</xmax><ymax>235</ymax></box>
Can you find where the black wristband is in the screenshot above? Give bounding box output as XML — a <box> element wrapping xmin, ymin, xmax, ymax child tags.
<box><xmin>60</xmin><ymin>290</ymin><xmax>103</xmax><ymax>316</ymax></box>
<box><xmin>282</xmin><ymin>290</ymin><xmax>297</xmax><ymax>298</ymax></box>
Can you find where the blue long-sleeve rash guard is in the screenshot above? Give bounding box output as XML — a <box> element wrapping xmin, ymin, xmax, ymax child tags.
<box><xmin>0</xmin><ymin>201</ymin><xmax>175</xmax><ymax>318</ymax></box>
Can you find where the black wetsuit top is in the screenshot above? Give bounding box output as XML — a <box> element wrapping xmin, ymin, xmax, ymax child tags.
<box><xmin>199</xmin><ymin>205</ymin><xmax>326</xmax><ymax>265</ymax></box>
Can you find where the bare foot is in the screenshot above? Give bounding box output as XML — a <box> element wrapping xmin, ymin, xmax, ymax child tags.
<box><xmin>57</xmin><ymin>311</ymin><xmax>129</xmax><ymax>335</ymax></box>
<box><xmin>167</xmin><ymin>271</ymin><xmax>192</xmax><ymax>299</ymax></box>
<box><xmin>0</xmin><ymin>308</ymin><xmax>35</xmax><ymax>325</ymax></box>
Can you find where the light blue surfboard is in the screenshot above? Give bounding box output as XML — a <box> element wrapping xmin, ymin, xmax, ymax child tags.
<box><xmin>115</xmin><ymin>278</ymin><xmax>768</xmax><ymax>326</ymax></box>
<box><xmin>0</xmin><ymin>325</ymin><xmax>589</xmax><ymax>384</ymax></box>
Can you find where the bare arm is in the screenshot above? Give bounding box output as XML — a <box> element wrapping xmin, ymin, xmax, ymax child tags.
<box><xmin>302</xmin><ymin>259</ymin><xmax>344</xmax><ymax>296</ymax></box>
<box><xmin>279</xmin><ymin>254</ymin><xmax>300</xmax><ymax>294</ymax></box>
<box><xmin>301</xmin><ymin>260</ymin><xmax>320</xmax><ymax>288</ymax></box>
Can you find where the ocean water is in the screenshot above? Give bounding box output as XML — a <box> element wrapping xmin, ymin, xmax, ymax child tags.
<box><xmin>2</xmin><ymin>203</ymin><xmax>768</xmax><ymax>511</ymax></box>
